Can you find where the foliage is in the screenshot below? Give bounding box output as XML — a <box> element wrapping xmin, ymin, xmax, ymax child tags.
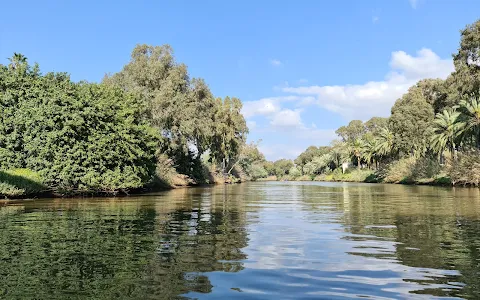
<box><xmin>452</xmin><ymin>20</ymin><xmax>480</xmax><ymax>97</ymax></box>
<box><xmin>448</xmin><ymin>150</ymin><xmax>480</xmax><ymax>186</ymax></box>
<box><xmin>288</xmin><ymin>166</ymin><xmax>302</xmax><ymax>178</ymax></box>
<box><xmin>335</xmin><ymin>120</ymin><xmax>365</xmax><ymax>142</ymax></box>
<box><xmin>236</xmin><ymin>142</ymin><xmax>268</xmax><ymax>180</ymax></box>
<box><xmin>430</xmin><ymin>108</ymin><xmax>464</xmax><ymax>159</ymax></box>
<box><xmin>0</xmin><ymin>56</ymin><xmax>159</xmax><ymax>194</ymax></box>
<box><xmin>389</xmin><ymin>85</ymin><xmax>435</xmax><ymax>156</ymax></box>
<box><xmin>379</xmin><ymin>156</ymin><xmax>442</xmax><ymax>184</ymax></box>
<box><xmin>272</xmin><ymin>159</ymin><xmax>294</xmax><ymax>177</ymax></box>
<box><xmin>104</xmin><ymin>44</ymin><xmax>248</xmax><ymax>179</ymax></box>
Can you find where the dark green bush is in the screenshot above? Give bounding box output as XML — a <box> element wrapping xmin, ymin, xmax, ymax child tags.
<box><xmin>0</xmin><ymin>59</ymin><xmax>158</xmax><ymax>195</ymax></box>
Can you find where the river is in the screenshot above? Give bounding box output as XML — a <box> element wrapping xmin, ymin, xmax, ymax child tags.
<box><xmin>1</xmin><ymin>182</ymin><xmax>479</xmax><ymax>299</ymax></box>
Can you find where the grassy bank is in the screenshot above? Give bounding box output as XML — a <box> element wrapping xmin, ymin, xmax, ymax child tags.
<box><xmin>0</xmin><ymin>169</ymin><xmax>48</xmax><ymax>198</ymax></box>
<box><xmin>259</xmin><ymin>157</ymin><xmax>464</xmax><ymax>187</ymax></box>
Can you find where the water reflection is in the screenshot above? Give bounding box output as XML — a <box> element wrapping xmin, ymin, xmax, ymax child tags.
<box><xmin>0</xmin><ymin>182</ymin><xmax>479</xmax><ymax>299</ymax></box>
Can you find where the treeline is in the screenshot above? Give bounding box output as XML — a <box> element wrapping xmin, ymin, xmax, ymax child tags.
<box><xmin>268</xmin><ymin>19</ymin><xmax>480</xmax><ymax>186</ymax></box>
<box><xmin>0</xmin><ymin>45</ymin><xmax>262</xmax><ymax>197</ymax></box>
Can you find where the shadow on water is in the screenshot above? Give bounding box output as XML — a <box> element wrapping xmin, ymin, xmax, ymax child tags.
<box><xmin>0</xmin><ymin>182</ymin><xmax>479</xmax><ymax>299</ymax></box>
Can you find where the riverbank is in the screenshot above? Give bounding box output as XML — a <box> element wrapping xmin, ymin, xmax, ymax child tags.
<box><xmin>258</xmin><ymin>169</ymin><xmax>457</xmax><ymax>187</ymax></box>
<box><xmin>0</xmin><ymin>168</ymin><xmax>246</xmax><ymax>200</ymax></box>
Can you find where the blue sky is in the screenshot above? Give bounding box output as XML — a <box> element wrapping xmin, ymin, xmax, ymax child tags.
<box><xmin>1</xmin><ymin>0</ymin><xmax>479</xmax><ymax>160</ymax></box>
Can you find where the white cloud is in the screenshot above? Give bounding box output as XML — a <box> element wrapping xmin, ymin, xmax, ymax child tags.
<box><xmin>242</xmin><ymin>98</ymin><xmax>281</xmax><ymax>118</ymax></box>
<box><xmin>269</xmin><ymin>59</ymin><xmax>282</xmax><ymax>66</ymax></box>
<box><xmin>409</xmin><ymin>0</ymin><xmax>418</xmax><ymax>9</ymax></box>
<box><xmin>282</xmin><ymin>48</ymin><xmax>453</xmax><ymax>120</ymax></box>
<box><xmin>241</xmin><ymin>96</ymin><xmax>314</xmax><ymax>118</ymax></box>
<box><xmin>270</xmin><ymin>109</ymin><xmax>303</xmax><ymax>128</ymax></box>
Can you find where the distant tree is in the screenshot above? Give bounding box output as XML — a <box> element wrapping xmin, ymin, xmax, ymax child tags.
<box><xmin>365</xmin><ymin>117</ymin><xmax>389</xmax><ymax>135</ymax></box>
<box><xmin>272</xmin><ymin>159</ymin><xmax>294</xmax><ymax>177</ymax></box>
<box><xmin>335</xmin><ymin>120</ymin><xmax>365</xmax><ymax>142</ymax></box>
<box><xmin>348</xmin><ymin>138</ymin><xmax>365</xmax><ymax>169</ymax></box>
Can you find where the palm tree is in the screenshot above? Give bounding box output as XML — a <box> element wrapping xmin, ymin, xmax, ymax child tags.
<box><xmin>330</xmin><ymin>140</ymin><xmax>347</xmax><ymax>169</ymax></box>
<box><xmin>363</xmin><ymin>135</ymin><xmax>378</xmax><ymax>169</ymax></box>
<box><xmin>430</xmin><ymin>108</ymin><xmax>465</xmax><ymax>160</ymax></box>
<box><xmin>375</xmin><ymin>127</ymin><xmax>395</xmax><ymax>157</ymax></box>
<box><xmin>459</xmin><ymin>98</ymin><xmax>480</xmax><ymax>149</ymax></box>
<box><xmin>348</xmin><ymin>138</ymin><xmax>365</xmax><ymax>169</ymax></box>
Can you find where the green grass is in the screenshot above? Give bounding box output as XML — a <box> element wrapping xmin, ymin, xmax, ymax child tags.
<box><xmin>0</xmin><ymin>169</ymin><xmax>47</xmax><ymax>198</ymax></box>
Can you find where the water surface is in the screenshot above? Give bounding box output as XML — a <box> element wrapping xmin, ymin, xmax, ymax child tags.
<box><xmin>1</xmin><ymin>182</ymin><xmax>479</xmax><ymax>299</ymax></box>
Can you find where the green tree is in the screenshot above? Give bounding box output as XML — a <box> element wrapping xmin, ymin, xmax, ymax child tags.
<box><xmin>0</xmin><ymin>55</ymin><xmax>159</xmax><ymax>194</ymax></box>
<box><xmin>389</xmin><ymin>86</ymin><xmax>435</xmax><ymax>156</ymax></box>
<box><xmin>365</xmin><ymin>117</ymin><xmax>389</xmax><ymax>135</ymax></box>
<box><xmin>452</xmin><ymin>19</ymin><xmax>480</xmax><ymax>98</ymax></box>
<box><xmin>210</xmin><ymin>97</ymin><xmax>248</xmax><ymax>172</ymax></box>
<box><xmin>459</xmin><ymin>97</ymin><xmax>480</xmax><ymax>148</ymax></box>
<box><xmin>335</xmin><ymin>120</ymin><xmax>365</xmax><ymax>142</ymax></box>
<box><xmin>348</xmin><ymin>138</ymin><xmax>365</xmax><ymax>169</ymax></box>
<box><xmin>272</xmin><ymin>159</ymin><xmax>294</xmax><ymax>177</ymax></box>
<box><xmin>375</xmin><ymin>127</ymin><xmax>396</xmax><ymax>158</ymax></box>
<box><xmin>431</xmin><ymin>108</ymin><xmax>464</xmax><ymax>160</ymax></box>
<box><xmin>103</xmin><ymin>44</ymin><xmax>225</xmax><ymax>177</ymax></box>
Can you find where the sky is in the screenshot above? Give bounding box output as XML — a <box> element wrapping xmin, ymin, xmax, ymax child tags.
<box><xmin>1</xmin><ymin>0</ymin><xmax>479</xmax><ymax>161</ymax></box>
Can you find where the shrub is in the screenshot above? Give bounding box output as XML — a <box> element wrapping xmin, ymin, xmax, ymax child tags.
<box><xmin>380</xmin><ymin>156</ymin><xmax>442</xmax><ymax>184</ymax></box>
<box><xmin>448</xmin><ymin>150</ymin><xmax>480</xmax><ymax>186</ymax></box>
<box><xmin>0</xmin><ymin>62</ymin><xmax>159</xmax><ymax>195</ymax></box>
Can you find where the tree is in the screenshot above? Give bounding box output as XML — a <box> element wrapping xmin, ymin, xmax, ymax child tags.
<box><xmin>430</xmin><ymin>108</ymin><xmax>464</xmax><ymax>160</ymax></box>
<box><xmin>210</xmin><ymin>97</ymin><xmax>248</xmax><ymax>172</ymax></box>
<box><xmin>362</xmin><ymin>133</ymin><xmax>378</xmax><ymax>169</ymax></box>
<box><xmin>348</xmin><ymin>138</ymin><xmax>365</xmax><ymax>169</ymax></box>
<box><xmin>294</xmin><ymin>145</ymin><xmax>330</xmax><ymax>173</ymax></box>
<box><xmin>0</xmin><ymin>55</ymin><xmax>159</xmax><ymax>194</ymax></box>
<box><xmin>335</xmin><ymin>120</ymin><xmax>365</xmax><ymax>142</ymax></box>
<box><xmin>415</xmin><ymin>78</ymin><xmax>455</xmax><ymax>114</ymax></box>
<box><xmin>103</xmin><ymin>44</ymin><xmax>225</xmax><ymax>177</ymax></box>
<box><xmin>330</xmin><ymin>140</ymin><xmax>348</xmax><ymax>169</ymax></box>
<box><xmin>459</xmin><ymin>97</ymin><xmax>480</xmax><ymax>148</ymax></box>
<box><xmin>236</xmin><ymin>141</ymin><xmax>268</xmax><ymax>180</ymax></box>
<box><xmin>452</xmin><ymin>19</ymin><xmax>480</xmax><ymax>98</ymax></box>
<box><xmin>365</xmin><ymin>117</ymin><xmax>389</xmax><ymax>135</ymax></box>
<box><xmin>7</xmin><ymin>53</ymin><xmax>27</xmax><ymax>69</ymax></box>
<box><xmin>272</xmin><ymin>159</ymin><xmax>294</xmax><ymax>177</ymax></box>
<box><xmin>389</xmin><ymin>86</ymin><xmax>435</xmax><ymax>156</ymax></box>
<box><xmin>375</xmin><ymin>127</ymin><xmax>396</xmax><ymax>158</ymax></box>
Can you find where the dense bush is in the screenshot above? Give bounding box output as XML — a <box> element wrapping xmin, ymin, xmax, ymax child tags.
<box><xmin>0</xmin><ymin>58</ymin><xmax>158</xmax><ymax>194</ymax></box>
<box><xmin>449</xmin><ymin>150</ymin><xmax>480</xmax><ymax>186</ymax></box>
<box><xmin>380</xmin><ymin>156</ymin><xmax>442</xmax><ymax>184</ymax></box>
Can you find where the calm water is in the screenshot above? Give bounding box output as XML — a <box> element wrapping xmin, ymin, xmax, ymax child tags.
<box><xmin>1</xmin><ymin>182</ymin><xmax>480</xmax><ymax>299</ymax></box>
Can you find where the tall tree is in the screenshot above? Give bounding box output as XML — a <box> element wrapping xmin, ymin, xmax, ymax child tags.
<box><xmin>389</xmin><ymin>86</ymin><xmax>435</xmax><ymax>156</ymax></box>
<box><xmin>452</xmin><ymin>19</ymin><xmax>480</xmax><ymax>97</ymax></box>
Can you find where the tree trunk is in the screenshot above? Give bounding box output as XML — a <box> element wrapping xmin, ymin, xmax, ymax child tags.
<box><xmin>357</xmin><ymin>156</ymin><xmax>361</xmax><ymax>169</ymax></box>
